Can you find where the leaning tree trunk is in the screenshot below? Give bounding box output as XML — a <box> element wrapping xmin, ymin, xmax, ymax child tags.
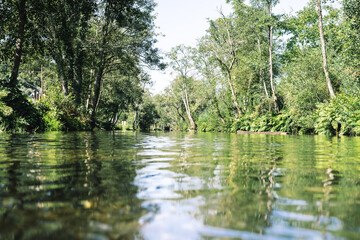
<box><xmin>317</xmin><ymin>0</ymin><xmax>336</xmax><ymax>98</ymax></box>
<box><xmin>182</xmin><ymin>88</ymin><xmax>197</xmax><ymax>131</ymax></box>
<box><xmin>226</xmin><ymin>70</ymin><xmax>242</xmax><ymax>119</ymax></box>
<box><xmin>268</xmin><ymin>3</ymin><xmax>279</xmax><ymax>112</ymax></box>
<box><xmin>9</xmin><ymin>0</ymin><xmax>27</xmax><ymax>88</ymax></box>
<box><xmin>213</xmin><ymin>95</ymin><xmax>226</xmax><ymax>125</ymax></box>
<box><xmin>174</xmin><ymin>104</ymin><xmax>186</xmax><ymax>122</ymax></box>
<box><xmin>90</xmin><ymin>59</ymin><xmax>104</xmax><ymax>129</ymax></box>
<box><xmin>257</xmin><ymin>38</ymin><xmax>269</xmax><ymax>99</ymax></box>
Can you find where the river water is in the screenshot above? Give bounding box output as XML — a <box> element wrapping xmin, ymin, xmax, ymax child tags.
<box><xmin>0</xmin><ymin>131</ymin><xmax>359</xmax><ymax>239</ymax></box>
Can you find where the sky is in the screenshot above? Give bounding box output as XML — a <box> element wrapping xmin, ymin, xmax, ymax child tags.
<box><xmin>149</xmin><ymin>0</ymin><xmax>311</xmax><ymax>94</ymax></box>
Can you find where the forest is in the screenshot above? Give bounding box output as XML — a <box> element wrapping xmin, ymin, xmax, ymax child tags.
<box><xmin>1</xmin><ymin>0</ymin><xmax>360</xmax><ymax>136</ymax></box>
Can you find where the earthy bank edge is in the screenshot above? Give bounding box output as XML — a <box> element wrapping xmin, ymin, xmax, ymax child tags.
<box><xmin>237</xmin><ymin>131</ymin><xmax>288</xmax><ymax>135</ymax></box>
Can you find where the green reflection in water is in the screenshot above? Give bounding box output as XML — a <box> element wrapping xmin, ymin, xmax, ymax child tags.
<box><xmin>0</xmin><ymin>132</ymin><xmax>360</xmax><ymax>239</ymax></box>
<box><xmin>0</xmin><ymin>131</ymin><xmax>143</xmax><ymax>239</ymax></box>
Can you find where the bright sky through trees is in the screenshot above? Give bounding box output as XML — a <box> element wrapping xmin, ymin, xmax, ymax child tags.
<box><xmin>149</xmin><ymin>0</ymin><xmax>313</xmax><ymax>94</ymax></box>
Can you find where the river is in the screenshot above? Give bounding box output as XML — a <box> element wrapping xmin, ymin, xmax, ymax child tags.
<box><xmin>0</xmin><ymin>131</ymin><xmax>359</xmax><ymax>239</ymax></box>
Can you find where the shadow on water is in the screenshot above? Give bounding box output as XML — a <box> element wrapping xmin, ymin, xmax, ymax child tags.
<box><xmin>1</xmin><ymin>132</ymin><xmax>360</xmax><ymax>239</ymax></box>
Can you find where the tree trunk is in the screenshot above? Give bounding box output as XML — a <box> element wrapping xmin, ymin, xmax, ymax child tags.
<box><xmin>261</xmin><ymin>69</ymin><xmax>269</xmax><ymax>98</ymax></box>
<box><xmin>73</xmin><ymin>17</ymin><xmax>89</xmax><ymax>106</ymax></box>
<box><xmin>74</xmin><ymin>53</ymin><xmax>83</xmax><ymax>105</ymax></box>
<box><xmin>257</xmin><ymin>38</ymin><xmax>269</xmax><ymax>98</ymax></box>
<box><xmin>90</xmin><ymin>20</ymin><xmax>109</xmax><ymax>129</ymax></box>
<box><xmin>50</xmin><ymin>25</ymin><xmax>69</xmax><ymax>96</ymax></box>
<box><xmin>133</xmin><ymin>110</ymin><xmax>138</xmax><ymax>130</ymax></box>
<box><xmin>182</xmin><ymin>88</ymin><xmax>197</xmax><ymax>130</ymax></box>
<box><xmin>111</xmin><ymin>108</ymin><xmax>122</xmax><ymax>129</ymax></box>
<box><xmin>226</xmin><ymin>71</ymin><xmax>242</xmax><ymax>119</ymax></box>
<box><xmin>59</xmin><ymin>59</ymin><xmax>69</xmax><ymax>96</ymax></box>
<box><xmin>173</xmin><ymin>105</ymin><xmax>186</xmax><ymax>122</ymax></box>
<box><xmin>90</xmin><ymin>60</ymin><xmax>104</xmax><ymax>129</ymax></box>
<box><xmin>268</xmin><ymin>3</ymin><xmax>279</xmax><ymax>112</ymax></box>
<box><xmin>317</xmin><ymin>0</ymin><xmax>336</xmax><ymax>98</ymax></box>
<box><xmin>9</xmin><ymin>0</ymin><xmax>27</xmax><ymax>88</ymax></box>
<box><xmin>86</xmin><ymin>70</ymin><xmax>93</xmax><ymax>110</ymax></box>
<box><xmin>213</xmin><ymin>95</ymin><xmax>226</xmax><ymax>125</ymax></box>
<box><xmin>92</xmin><ymin>68</ymin><xmax>103</xmax><ymax>114</ymax></box>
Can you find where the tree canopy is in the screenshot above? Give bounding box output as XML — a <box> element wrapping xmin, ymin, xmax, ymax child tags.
<box><xmin>1</xmin><ymin>0</ymin><xmax>360</xmax><ymax>136</ymax></box>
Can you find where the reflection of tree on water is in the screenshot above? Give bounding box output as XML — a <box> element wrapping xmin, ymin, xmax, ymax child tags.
<box><xmin>0</xmin><ymin>132</ymin><xmax>142</xmax><ymax>239</ymax></box>
<box><xmin>219</xmin><ymin>135</ymin><xmax>283</xmax><ymax>234</ymax></box>
<box><xmin>252</xmin><ymin>136</ymin><xmax>358</xmax><ymax>239</ymax></box>
<box><xmin>166</xmin><ymin>133</ymin><xmax>285</xmax><ymax>235</ymax></box>
<box><xmin>204</xmin><ymin>134</ymin><xmax>352</xmax><ymax>239</ymax></box>
<box><xmin>2</xmin><ymin>133</ymin><xmax>30</xmax><ymax>240</ymax></box>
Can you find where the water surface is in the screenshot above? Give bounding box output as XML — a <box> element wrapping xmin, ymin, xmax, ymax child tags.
<box><xmin>0</xmin><ymin>131</ymin><xmax>359</xmax><ymax>239</ymax></box>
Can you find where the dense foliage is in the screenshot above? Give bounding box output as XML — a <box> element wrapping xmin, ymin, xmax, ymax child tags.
<box><xmin>0</xmin><ymin>0</ymin><xmax>163</xmax><ymax>131</ymax></box>
<box><xmin>1</xmin><ymin>0</ymin><xmax>359</xmax><ymax>136</ymax></box>
<box><xmin>154</xmin><ymin>0</ymin><xmax>360</xmax><ymax>136</ymax></box>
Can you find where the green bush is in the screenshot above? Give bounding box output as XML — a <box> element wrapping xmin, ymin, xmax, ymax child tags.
<box><xmin>114</xmin><ymin>124</ymin><xmax>123</xmax><ymax>130</ymax></box>
<box><xmin>315</xmin><ymin>94</ymin><xmax>360</xmax><ymax>136</ymax></box>
<box><xmin>199</xmin><ymin>122</ymin><xmax>207</xmax><ymax>132</ymax></box>
<box><xmin>42</xmin><ymin>110</ymin><xmax>63</xmax><ymax>131</ymax></box>
<box><xmin>230</xmin><ymin>111</ymin><xmax>316</xmax><ymax>134</ymax></box>
<box><xmin>38</xmin><ymin>87</ymin><xmax>90</xmax><ymax>131</ymax></box>
<box><xmin>0</xmin><ymin>84</ymin><xmax>45</xmax><ymax>132</ymax></box>
<box><xmin>0</xmin><ymin>90</ymin><xmax>13</xmax><ymax>131</ymax></box>
<box><xmin>196</xmin><ymin>111</ymin><xmax>219</xmax><ymax>132</ymax></box>
<box><xmin>231</xmin><ymin>113</ymin><xmax>275</xmax><ymax>132</ymax></box>
<box><xmin>138</xmin><ymin>102</ymin><xmax>159</xmax><ymax>131</ymax></box>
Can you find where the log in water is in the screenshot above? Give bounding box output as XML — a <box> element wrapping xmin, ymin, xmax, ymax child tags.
<box><xmin>237</xmin><ymin>130</ymin><xmax>288</xmax><ymax>135</ymax></box>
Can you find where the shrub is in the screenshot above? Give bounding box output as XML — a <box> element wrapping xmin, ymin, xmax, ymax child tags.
<box><xmin>0</xmin><ymin>84</ymin><xmax>45</xmax><ymax>132</ymax></box>
<box><xmin>315</xmin><ymin>94</ymin><xmax>360</xmax><ymax>136</ymax></box>
<box><xmin>38</xmin><ymin>87</ymin><xmax>90</xmax><ymax>131</ymax></box>
<box><xmin>196</xmin><ymin>111</ymin><xmax>219</xmax><ymax>132</ymax></box>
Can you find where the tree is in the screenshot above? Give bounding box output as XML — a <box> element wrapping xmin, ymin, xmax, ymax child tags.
<box><xmin>316</xmin><ymin>0</ymin><xmax>336</xmax><ymax>98</ymax></box>
<box><xmin>195</xmin><ymin>40</ymin><xmax>227</xmax><ymax>124</ymax></box>
<box><xmin>168</xmin><ymin>45</ymin><xmax>198</xmax><ymax>130</ymax></box>
<box><xmin>265</xmin><ymin>0</ymin><xmax>280</xmax><ymax>111</ymax></box>
<box><xmin>204</xmin><ymin>15</ymin><xmax>243</xmax><ymax>119</ymax></box>
<box><xmin>98</xmin><ymin>70</ymin><xmax>143</xmax><ymax>130</ymax></box>
<box><xmin>39</xmin><ymin>0</ymin><xmax>95</xmax><ymax>104</ymax></box>
<box><xmin>242</xmin><ymin>0</ymin><xmax>280</xmax><ymax>111</ymax></box>
<box><xmin>343</xmin><ymin>0</ymin><xmax>360</xmax><ymax>72</ymax></box>
<box><xmin>138</xmin><ymin>98</ymin><xmax>159</xmax><ymax>131</ymax></box>
<box><xmin>0</xmin><ymin>0</ymin><xmax>44</xmax><ymax>131</ymax></box>
<box><xmin>249</xmin><ymin>0</ymin><xmax>280</xmax><ymax>111</ymax></box>
<box><xmin>9</xmin><ymin>0</ymin><xmax>27</xmax><ymax>88</ymax></box>
<box><xmin>87</xmin><ymin>0</ymin><xmax>164</xmax><ymax>129</ymax></box>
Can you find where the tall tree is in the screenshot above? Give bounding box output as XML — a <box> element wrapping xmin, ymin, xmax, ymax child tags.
<box><xmin>88</xmin><ymin>0</ymin><xmax>164</xmax><ymax>129</ymax></box>
<box><xmin>316</xmin><ymin>0</ymin><xmax>336</xmax><ymax>98</ymax></box>
<box><xmin>168</xmin><ymin>45</ymin><xmax>197</xmax><ymax>130</ymax></box>
<box><xmin>9</xmin><ymin>0</ymin><xmax>27</xmax><ymax>88</ymax></box>
<box><xmin>39</xmin><ymin>0</ymin><xmax>95</xmax><ymax>103</ymax></box>
<box><xmin>267</xmin><ymin>0</ymin><xmax>279</xmax><ymax>111</ymax></box>
<box><xmin>196</xmin><ymin>40</ymin><xmax>227</xmax><ymax>124</ymax></box>
<box><xmin>245</xmin><ymin>0</ymin><xmax>279</xmax><ymax>111</ymax></box>
<box><xmin>230</xmin><ymin>1</ymin><xmax>273</xmax><ymax>107</ymax></box>
<box><xmin>205</xmin><ymin>15</ymin><xmax>243</xmax><ymax>119</ymax></box>
<box><xmin>0</xmin><ymin>0</ymin><xmax>44</xmax><ymax>131</ymax></box>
